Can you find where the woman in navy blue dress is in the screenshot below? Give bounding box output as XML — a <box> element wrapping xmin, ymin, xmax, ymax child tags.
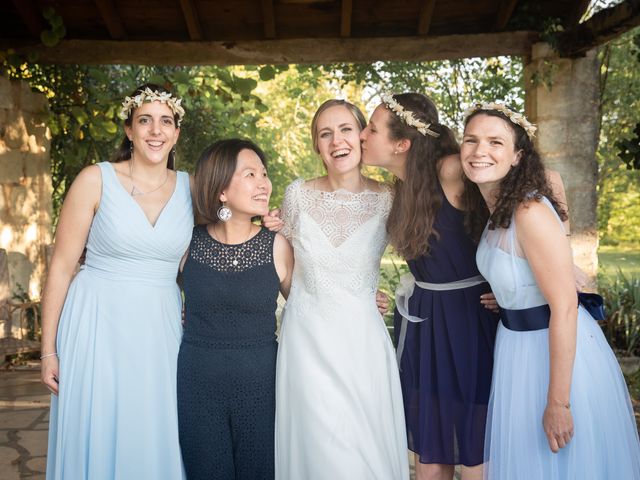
<box><xmin>177</xmin><ymin>139</ymin><xmax>293</xmax><ymax>480</ymax></box>
<box><xmin>360</xmin><ymin>93</ymin><xmax>498</xmax><ymax>480</ymax></box>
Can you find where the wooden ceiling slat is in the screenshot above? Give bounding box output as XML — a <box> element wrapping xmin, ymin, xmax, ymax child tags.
<box><xmin>418</xmin><ymin>0</ymin><xmax>437</xmax><ymax>35</ymax></box>
<box><xmin>261</xmin><ymin>0</ymin><xmax>276</xmax><ymax>39</ymax></box>
<box><xmin>494</xmin><ymin>0</ymin><xmax>518</xmax><ymax>31</ymax></box>
<box><xmin>94</xmin><ymin>0</ymin><xmax>127</xmax><ymax>40</ymax></box>
<box><xmin>179</xmin><ymin>0</ymin><xmax>204</xmax><ymax>40</ymax></box>
<box><xmin>9</xmin><ymin>31</ymin><xmax>539</xmax><ymax>65</ymax></box>
<box><xmin>10</xmin><ymin>0</ymin><xmax>43</xmax><ymax>38</ymax></box>
<box><xmin>341</xmin><ymin>0</ymin><xmax>353</xmax><ymax>37</ymax></box>
<box><xmin>568</xmin><ymin>0</ymin><xmax>592</xmax><ymax>26</ymax></box>
<box><xmin>559</xmin><ymin>0</ymin><xmax>640</xmax><ymax>56</ymax></box>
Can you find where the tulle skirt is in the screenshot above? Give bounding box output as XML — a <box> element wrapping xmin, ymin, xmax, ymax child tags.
<box><xmin>485</xmin><ymin>305</ymin><xmax>640</xmax><ymax>479</ymax></box>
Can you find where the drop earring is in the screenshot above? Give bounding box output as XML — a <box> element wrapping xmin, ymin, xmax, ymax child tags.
<box><xmin>217</xmin><ymin>202</ymin><xmax>232</xmax><ymax>222</ymax></box>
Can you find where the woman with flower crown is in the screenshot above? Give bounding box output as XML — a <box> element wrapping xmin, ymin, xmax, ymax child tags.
<box><xmin>359</xmin><ymin>93</ymin><xmax>498</xmax><ymax>480</ymax></box>
<box><xmin>269</xmin><ymin>99</ymin><xmax>409</xmax><ymax>479</ymax></box>
<box><xmin>461</xmin><ymin>103</ymin><xmax>640</xmax><ymax>479</ymax></box>
<box><xmin>41</xmin><ymin>83</ymin><xmax>192</xmax><ymax>479</ymax></box>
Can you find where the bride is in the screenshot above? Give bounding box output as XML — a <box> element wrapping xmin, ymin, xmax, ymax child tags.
<box><xmin>272</xmin><ymin>99</ymin><xmax>409</xmax><ymax>479</ymax></box>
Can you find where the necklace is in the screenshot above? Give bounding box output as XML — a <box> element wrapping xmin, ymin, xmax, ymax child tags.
<box><xmin>129</xmin><ymin>160</ymin><xmax>169</xmax><ymax>196</ymax></box>
<box><xmin>211</xmin><ymin>224</ymin><xmax>254</xmax><ymax>267</ymax></box>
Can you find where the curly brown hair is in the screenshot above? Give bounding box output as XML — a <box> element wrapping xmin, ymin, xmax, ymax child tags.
<box><xmin>463</xmin><ymin>109</ymin><xmax>567</xmax><ymax>229</ymax></box>
<box><xmin>384</xmin><ymin>93</ymin><xmax>481</xmax><ymax>259</ymax></box>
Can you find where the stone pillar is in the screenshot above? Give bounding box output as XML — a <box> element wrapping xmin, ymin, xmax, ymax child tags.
<box><xmin>524</xmin><ymin>43</ymin><xmax>600</xmax><ymax>284</ymax></box>
<box><xmin>0</xmin><ymin>77</ymin><xmax>52</xmax><ymax>313</ymax></box>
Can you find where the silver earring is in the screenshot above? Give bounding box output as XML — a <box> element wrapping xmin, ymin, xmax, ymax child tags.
<box><xmin>217</xmin><ymin>203</ymin><xmax>232</xmax><ymax>222</ymax></box>
<box><xmin>171</xmin><ymin>145</ymin><xmax>176</xmax><ymax>156</ymax></box>
<box><xmin>129</xmin><ymin>141</ymin><xmax>134</xmax><ymax>155</ymax></box>
<box><xmin>394</xmin><ymin>150</ymin><xmax>398</xmax><ymax>155</ymax></box>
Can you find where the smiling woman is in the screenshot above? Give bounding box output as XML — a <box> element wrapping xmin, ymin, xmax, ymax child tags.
<box><xmin>273</xmin><ymin>99</ymin><xmax>410</xmax><ymax>479</ymax></box>
<box><xmin>40</xmin><ymin>83</ymin><xmax>193</xmax><ymax>479</ymax></box>
<box><xmin>177</xmin><ymin>139</ymin><xmax>293</xmax><ymax>479</ymax></box>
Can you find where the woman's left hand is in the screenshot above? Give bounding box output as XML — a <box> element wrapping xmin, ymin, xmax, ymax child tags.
<box><xmin>376</xmin><ymin>290</ymin><xmax>390</xmax><ymax>315</ymax></box>
<box><xmin>480</xmin><ymin>292</ymin><xmax>499</xmax><ymax>313</ymax></box>
<box><xmin>543</xmin><ymin>401</ymin><xmax>574</xmax><ymax>453</ymax></box>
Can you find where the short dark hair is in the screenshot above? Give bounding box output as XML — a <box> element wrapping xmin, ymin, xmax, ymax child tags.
<box><xmin>193</xmin><ymin>138</ymin><xmax>268</xmax><ymax>224</ymax></box>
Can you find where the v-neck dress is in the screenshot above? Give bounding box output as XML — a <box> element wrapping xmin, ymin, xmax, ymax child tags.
<box><xmin>274</xmin><ymin>179</ymin><xmax>409</xmax><ymax>479</ymax></box>
<box><xmin>46</xmin><ymin>161</ymin><xmax>193</xmax><ymax>480</ymax></box>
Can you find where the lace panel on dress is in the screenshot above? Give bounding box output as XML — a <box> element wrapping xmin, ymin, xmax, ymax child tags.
<box><xmin>282</xmin><ymin>179</ymin><xmax>392</xmax><ymax>248</ymax></box>
<box><xmin>189</xmin><ymin>226</ymin><xmax>273</xmax><ymax>272</ymax></box>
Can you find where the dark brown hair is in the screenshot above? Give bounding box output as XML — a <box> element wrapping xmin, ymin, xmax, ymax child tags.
<box><xmin>193</xmin><ymin>138</ymin><xmax>267</xmax><ymax>224</ymax></box>
<box><xmin>385</xmin><ymin>93</ymin><xmax>462</xmax><ymax>259</ymax></box>
<box><xmin>463</xmin><ymin>109</ymin><xmax>567</xmax><ymax>229</ymax></box>
<box><xmin>111</xmin><ymin>83</ymin><xmax>182</xmax><ymax>170</ymax></box>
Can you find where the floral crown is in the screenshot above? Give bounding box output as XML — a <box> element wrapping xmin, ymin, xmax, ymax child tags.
<box><xmin>118</xmin><ymin>87</ymin><xmax>185</xmax><ymax>127</ymax></box>
<box><xmin>463</xmin><ymin>102</ymin><xmax>536</xmax><ymax>140</ymax></box>
<box><xmin>381</xmin><ymin>93</ymin><xmax>439</xmax><ymax>138</ymax></box>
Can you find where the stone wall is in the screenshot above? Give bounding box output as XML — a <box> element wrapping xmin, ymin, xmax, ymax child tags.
<box><xmin>524</xmin><ymin>44</ymin><xmax>600</xmax><ymax>285</ymax></box>
<box><xmin>0</xmin><ymin>77</ymin><xmax>52</xmax><ymax>317</ymax></box>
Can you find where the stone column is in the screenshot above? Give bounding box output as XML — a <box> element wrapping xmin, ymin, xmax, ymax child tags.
<box><xmin>524</xmin><ymin>43</ymin><xmax>600</xmax><ymax>284</ymax></box>
<box><xmin>0</xmin><ymin>77</ymin><xmax>52</xmax><ymax>316</ymax></box>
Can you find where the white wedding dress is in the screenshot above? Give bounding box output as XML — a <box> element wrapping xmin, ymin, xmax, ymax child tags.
<box><xmin>275</xmin><ymin>179</ymin><xmax>409</xmax><ymax>480</ymax></box>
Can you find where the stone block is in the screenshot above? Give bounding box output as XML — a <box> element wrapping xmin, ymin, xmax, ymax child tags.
<box><xmin>0</xmin><ymin>76</ymin><xmax>12</xmax><ymax>110</ymax></box>
<box><xmin>15</xmin><ymin>81</ymin><xmax>48</xmax><ymax>114</ymax></box>
<box><xmin>0</xmin><ymin>150</ymin><xmax>26</xmax><ymax>184</ymax></box>
<box><xmin>2</xmin><ymin>111</ymin><xmax>29</xmax><ymax>151</ymax></box>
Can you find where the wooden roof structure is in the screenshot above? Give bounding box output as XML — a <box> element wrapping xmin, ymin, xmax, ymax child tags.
<box><xmin>1</xmin><ymin>0</ymin><xmax>639</xmax><ymax>65</ymax></box>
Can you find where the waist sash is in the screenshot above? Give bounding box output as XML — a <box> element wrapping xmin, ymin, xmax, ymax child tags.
<box><xmin>395</xmin><ymin>273</ymin><xmax>487</xmax><ymax>367</ymax></box>
<box><xmin>500</xmin><ymin>292</ymin><xmax>605</xmax><ymax>332</ymax></box>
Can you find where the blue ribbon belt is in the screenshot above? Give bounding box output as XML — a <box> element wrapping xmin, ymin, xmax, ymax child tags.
<box><xmin>500</xmin><ymin>292</ymin><xmax>605</xmax><ymax>332</ymax></box>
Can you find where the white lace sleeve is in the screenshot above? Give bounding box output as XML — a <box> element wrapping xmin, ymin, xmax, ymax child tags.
<box><xmin>281</xmin><ymin>179</ymin><xmax>302</xmax><ymax>241</ymax></box>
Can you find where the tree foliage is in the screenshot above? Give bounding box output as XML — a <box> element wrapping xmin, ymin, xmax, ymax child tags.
<box><xmin>597</xmin><ymin>29</ymin><xmax>640</xmax><ymax>245</ymax></box>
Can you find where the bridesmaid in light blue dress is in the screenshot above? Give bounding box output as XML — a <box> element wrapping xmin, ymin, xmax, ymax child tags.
<box><xmin>461</xmin><ymin>103</ymin><xmax>640</xmax><ymax>479</ymax></box>
<box><xmin>41</xmin><ymin>84</ymin><xmax>192</xmax><ymax>479</ymax></box>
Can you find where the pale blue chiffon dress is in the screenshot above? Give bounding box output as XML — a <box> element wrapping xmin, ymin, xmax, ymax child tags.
<box><xmin>46</xmin><ymin>162</ymin><xmax>192</xmax><ymax>480</ymax></box>
<box><xmin>476</xmin><ymin>197</ymin><xmax>640</xmax><ymax>480</ymax></box>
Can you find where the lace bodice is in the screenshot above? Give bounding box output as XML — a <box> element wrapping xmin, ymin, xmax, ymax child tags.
<box><xmin>281</xmin><ymin>179</ymin><xmax>391</xmax><ymax>307</ymax></box>
<box><xmin>189</xmin><ymin>224</ymin><xmax>273</xmax><ymax>272</ymax></box>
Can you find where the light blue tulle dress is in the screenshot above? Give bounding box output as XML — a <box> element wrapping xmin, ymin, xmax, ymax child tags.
<box><xmin>46</xmin><ymin>162</ymin><xmax>192</xmax><ymax>480</ymax></box>
<box><xmin>476</xmin><ymin>197</ymin><xmax>640</xmax><ymax>480</ymax></box>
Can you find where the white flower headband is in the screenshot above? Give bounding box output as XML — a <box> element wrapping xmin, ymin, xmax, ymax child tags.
<box><xmin>381</xmin><ymin>93</ymin><xmax>439</xmax><ymax>138</ymax></box>
<box><xmin>118</xmin><ymin>87</ymin><xmax>185</xmax><ymax>127</ymax></box>
<box><xmin>463</xmin><ymin>102</ymin><xmax>537</xmax><ymax>140</ymax></box>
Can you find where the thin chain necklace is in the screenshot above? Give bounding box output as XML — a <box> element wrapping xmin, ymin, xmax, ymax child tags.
<box><xmin>129</xmin><ymin>159</ymin><xmax>169</xmax><ymax>197</ymax></box>
<box><xmin>211</xmin><ymin>224</ymin><xmax>255</xmax><ymax>267</ymax></box>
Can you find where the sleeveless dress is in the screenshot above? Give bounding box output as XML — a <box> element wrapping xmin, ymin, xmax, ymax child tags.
<box><xmin>394</xmin><ymin>184</ymin><xmax>498</xmax><ymax>466</ymax></box>
<box><xmin>275</xmin><ymin>179</ymin><xmax>409</xmax><ymax>480</ymax></box>
<box><xmin>476</xmin><ymin>197</ymin><xmax>640</xmax><ymax>479</ymax></box>
<box><xmin>178</xmin><ymin>225</ymin><xmax>280</xmax><ymax>480</ymax></box>
<box><xmin>46</xmin><ymin>161</ymin><xmax>192</xmax><ymax>480</ymax></box>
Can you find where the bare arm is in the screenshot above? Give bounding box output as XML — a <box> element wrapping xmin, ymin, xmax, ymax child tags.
<box><xmin>273</xmin><ymin>233</ymin><xmax>294</xmax><ymax>299</ymax></box>
<box><xmin>40</xmin><ymin>165</ymin><xmax>102</xmax><ymax>394</ymax></box>
<box><xmin>516</xmin><ymin>201</ymin><xmax>576</xmax><ymax>453</ymax></box>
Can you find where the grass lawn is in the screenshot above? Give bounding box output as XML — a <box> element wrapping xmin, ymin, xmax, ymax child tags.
<box><xmin>598</xmin><ymin>244</ymin><xmax>640</xmax><ymax>280</ymax></box>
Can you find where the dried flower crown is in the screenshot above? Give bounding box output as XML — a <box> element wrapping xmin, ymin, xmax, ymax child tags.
<box><xmin>118</xmin><ymin>87</ymin><xmax>185</xmax><ymax>127</ymax></box>
<box><xmin>463</xmin><ymin>102</ymin><xmax>537</xmax><ymax>140</ymax></box>
<box><xmin>381</xmin><ymin>93</ymin><xmax>439</xmax><ymax>138</ymax></box>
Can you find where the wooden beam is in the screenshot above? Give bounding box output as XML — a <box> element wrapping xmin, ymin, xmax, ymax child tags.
<box><xmin>341</xmin><ymin>0</ymin><xmax>353</xmax><ymax>37</ymax></box>
<box><xmin>417</xmin><ymin>0</ymin><xmax>437</xmax><ymax>35</ymax></box>
<box><xmin>494</xmin><ymin>0</ymin><xmax>518</xmax><ymax>31</ymax></box>
<box><xmin>10</xmin><ymin>0</ymin><xmax>43</xmax><ymax>38</ymax></box>
<box><xmin>179</xmin><ymin>0</ymin><xmax>204</xmax><ymax>40</ymax></box>
<box><xmin>567</xmin><ymin>0</ymin><xmax>592</xmax><ymax>26</ymax></box>
<box><xmin>7</xmin><ymin>31</ymin><xmax>539</xmax><ymax>66</ymax></box>
<box><xmin>94</xmin><ymin>0</ymin><xmax>127</xmax><ymax>40</ymax></box>
<box><xmin>558</xmin><ymin>0</ymin><xmax>640</xmax><ymax>57</ymax></box>
<box><xmin>261</xmin><ymin>0</ymin><xmax>276</xmax><ymax>39</ymax></box>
